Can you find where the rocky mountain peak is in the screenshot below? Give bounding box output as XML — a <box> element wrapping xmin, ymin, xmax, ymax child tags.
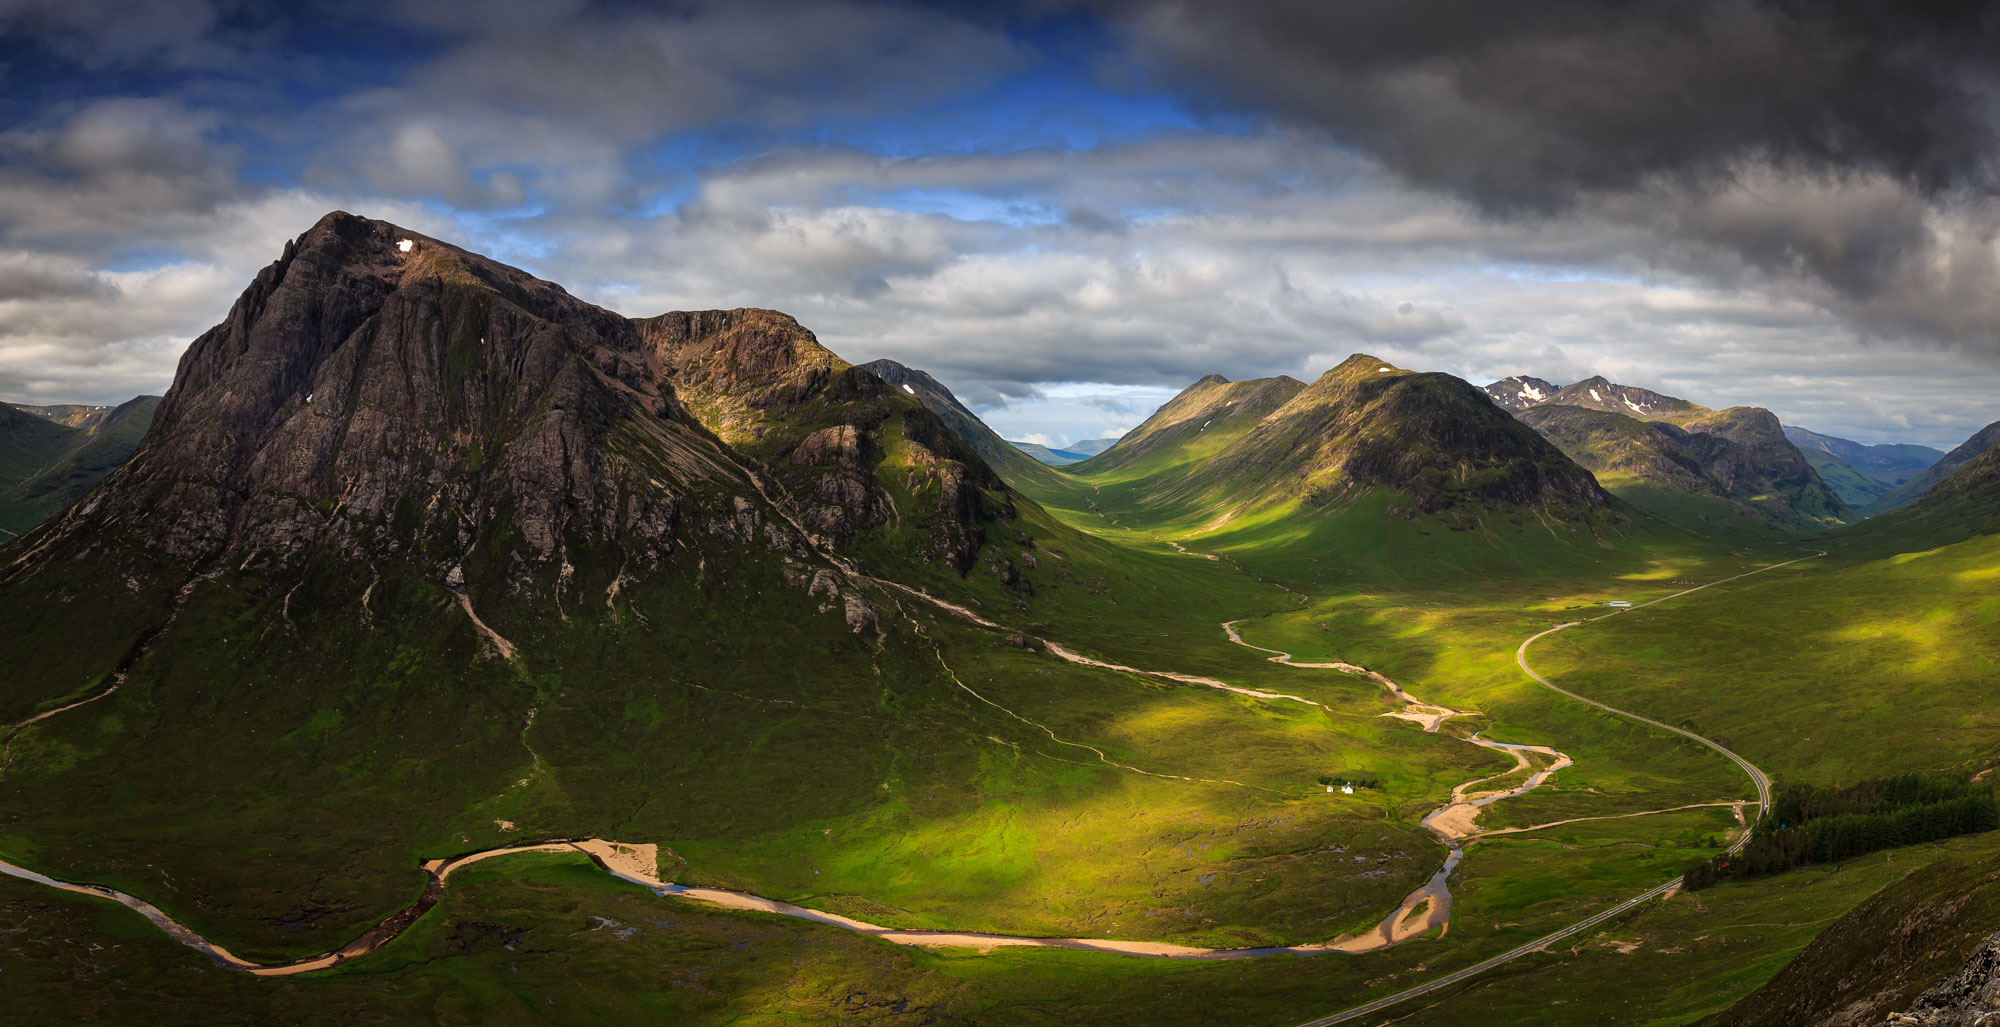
<box><xmin>15</xmin><ymin>212</ymin><xmax>1014</xmax><ymax>597</ymax></box>
<box><xmin>1481</xmin><ymin>375</ymin><xmax>1562</xmax><ymax>411</ymax></box>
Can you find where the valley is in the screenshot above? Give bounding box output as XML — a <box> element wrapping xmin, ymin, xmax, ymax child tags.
<box><xmin>0</xmin><ymin>215</ymin><xmax>1994</xmax><ymax>1027</ymax></box>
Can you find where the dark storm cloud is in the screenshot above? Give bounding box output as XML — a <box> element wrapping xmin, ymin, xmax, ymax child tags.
<box><xmin>1</xmin><ymin>0</ymin><xmax>1996</xmax><ymax>442</ymax></box>
<box><xmin>1102</xmin><ymin>0</ymin><xmax>2000</xmax><ymax>347</ymax></box>
<box><xmin>1110</xmin><ymin>0</ymin><xmax>1999</xmax><ymax>205</ymax></box>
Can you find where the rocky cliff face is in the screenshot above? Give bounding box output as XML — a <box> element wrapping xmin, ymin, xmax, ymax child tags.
<box><xmin>1887</xmin><ymin>930</ymin><xmax>2000</xmax><ymax>1026</ymax></box>
<box><xmin>1481</xmin><ymin>375</ymin><xmax>1562</xmax><ymax>411</ymax></box>
<box><xmin>12</xmin><ymin>212</ymin><xmax>1013</xmax><ymax>596</ymax></box>
<box><xmin>854</xmin><ymin>358</ymin><xmax>1058</xmax><ymax>489</ymax></box>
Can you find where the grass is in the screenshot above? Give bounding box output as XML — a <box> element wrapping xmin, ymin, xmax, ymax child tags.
<box><xmin>0</xmin><ymin>370</ymin><xmax>1994</xmax><ymax>1025</ymax></box>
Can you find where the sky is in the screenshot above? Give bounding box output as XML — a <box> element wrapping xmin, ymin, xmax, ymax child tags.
<box><xmin>3</xmin><ymin>1</ymin><xmax>1999</xmax><ymax>450</ymax></box>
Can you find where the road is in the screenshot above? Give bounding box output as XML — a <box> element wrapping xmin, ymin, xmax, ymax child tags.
<box><xmin>1293</xmin><ymin>550</ymin><xmax>1822</xmax><ymax>1027</ymax></box>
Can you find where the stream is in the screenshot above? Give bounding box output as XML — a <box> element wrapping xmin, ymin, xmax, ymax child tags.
<box><xmin>0</xmin><ymin>616</ymin><xmax>1573</xmax><ymax>973</ymax></box>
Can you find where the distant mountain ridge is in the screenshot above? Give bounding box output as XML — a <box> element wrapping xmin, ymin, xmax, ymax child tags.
<box><xmin>1861</xmin><ymin>420</ymin><xmax>2000</xmax><ymax>516</ymax></box>
<box><xmin>0</xmin><ymin>395</ymin><xmax>160</xmax><ymax>534</ymax></box>
<box><xmin>1083</xmin><ymin>359</ymin><xmax>1619</xmax><ymax>552</ymax></box>
<box><xmin>14</xmin><ymin>403</ymin><xmax>117</xmax><ymax>430</ymax></box>
<box><xmin>1782</xmin><ymin>425</ymin><xmax>1943</xmax><ymax>482</ymax></box>
<box><xmin>1486</xmin><ymin>372</ymin><xmax>1851</xmax><ymax>531</ymax></box>
<box><xmin>854</xmin><ymin>358</ymin><xmax>1063</xmax><ymax>488</ymax></box>
<box><xmin>1481</xmin><ymin>375</ymin><xmax>1561</xmax><ymax>411</ymax></box>
<box><xmin>1010</xmin><ymin>437</ymin><xmax>1121</xmax><ymax>465</ymax></box>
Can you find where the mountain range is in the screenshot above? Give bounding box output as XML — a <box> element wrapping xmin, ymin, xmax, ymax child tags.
<box><xmin>1481</xmin><ymin>374</ymin><xmax>1853</xmax><ymax>532</ymax></box>
<box><xmin>0</xmin><ymin>395</ymin><xmax>159</xmax><ymax>536</ymax></box>
<box><xmin>1009</xmin><ymin>437</ymin><xmax>1120</xmax><ymax>466</ymax></box>
<box><xmin>5</xmin><ymin>213</ymin><xmax>2000</xmax><ymax>1027</ymax></box>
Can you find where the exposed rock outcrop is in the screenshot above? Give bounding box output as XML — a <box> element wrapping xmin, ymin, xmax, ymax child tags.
<box><xmin>1887</xmin><ymin>929</ymin><xmax>2000</xmax><ymax>1025</ymax></box>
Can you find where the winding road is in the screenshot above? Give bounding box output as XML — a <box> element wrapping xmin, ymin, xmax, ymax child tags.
<box><xmin>1293</xmin><ymin>549</ymin><xmax>1822</xmax><ymax>1026</ymax></box>
<box><xmin>0</xmin><ymin>548</ymin><xmax>1818</xmax><ymax>1015</ymax></box>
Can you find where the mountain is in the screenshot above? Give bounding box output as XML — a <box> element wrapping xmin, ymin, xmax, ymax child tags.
<box><xmin>1516</xmin><ymin>404</ymin><xmax>1721</xmax><ymax>495</ymax></box>
<box><xmin>1493</xmin><ymin>374</ymin><xmax>1851</xmax><ymax>531</ymax></box>
<box><xmin>1704</xmin><ymin>854</ymin><xmax>2000</xmax><ymax>1027</ymax></box>
<box><xmin>1083</xmin><ymin>372</ymin><xmax>1306</xmax><ymax>479</ymax></box>
<box><xmin>1067</xmin><ymin>358</ymin><xmax>1624</xmax><ymax>584</ymax></box>
<box><xmin>1011</xmin><ymin>441</ymin><xmax>1087</xmax><ymax>465</ymax></box>
<box><xmin>14</xmin><ymin>403</ymin><xmax>117</xmax><ymax>429</ymax></box>
<box><xmin>0</xmin><ymin>403</ymin><xmax>76</xmax><ymax>507</ymax></box>
<box><xmin>1480</xmin><ymin>375</ymin><xmax>1562</xmax><ymax>411</ymax></box>
<box><xmin>1854</xmin><ymin>433</ymin><xmax>2000</xmax><ymax>544</ymax></box>
<box><xmin>1538</xmin><ymin>375</ymin><xmax>1705</xmax><ymax>420</ymax></box>
<box><xmin>1861</xmin><ymin>421</ymin><xmax>2000</xmax><ymax>516</ymax></box>
<box><xmin>1663</xmin><ymin>406</ymin><xmax>1853</xmax><ymax>528</ymax></box>
<box><xmin>1008</xmin><ymin>437</ymin><xmax>1122</xmax><ymax>466</ymax></box>
<box><xmin>854</xmin><ymin>358</ymin><xmax>1062</xmax><ymax>488</ymax></box>
<box><xmin>1064</xmin><ymin>437</ymin><xmax>1119</xmax><ymax>457</ymax></box>
<box><xmin>0</xmin><ymin>395</ymin><xmax>161</xmax><ymax>535</ymax></box>
<box><xmin>1783</xmin><ymin>425</ymin><xmax>1943</xmax><ymax>485</ymax></box>
<box><xmin>0</xmin><ymin>213</ymin><xmax>1059</xmax><ymax>956</ymax></box>
<box><xmin>1796</xmin><ymin>446</ymin><xmax>1893</xmax><ymax>507</ymax></box>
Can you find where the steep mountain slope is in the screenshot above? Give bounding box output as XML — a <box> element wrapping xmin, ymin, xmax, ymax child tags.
<box><xmin>1</xmin><ymin>395</ymin><xmax>160</xmax><ymax>534</ymax></box>
<box><xmin>1496</xmin><ymin>374</ymin><xmax>1850</xmax><ymax>530</ymax></box>
<box><xmin>0</xmin><ymin>212</ymin><xmax>1046</xmax><ymax>957</ymax></box>
<box><xmin>1849</xmin><ymin>438</ymin><xmax>2000</xmax><ymax>545</ymax></box>
<box><xmin>1664</xmin><ymin>406</ymin><xmax>1853</xmax><ymax>528</ymax></box>
<box><xmin>1862</xmin><ymin>421</ymin><xmax>2000</xmax><ymax>515</ymax></box>
<box><xmin>1081</xmin><ymin>372</ymin><xmax>1305</xmax><ymax>479</ymax></box>
<box><xmin>1480</xmin><ymin>374</ymin><xmax>1561</xmax><ymax>411</ymax></box>
<box><xmin>1069</xmin><ymin>357</ymin><xmax>1630</xmax><ymax>583</ymax></box>
<box><xmin>0</xmin><ymin>403</ymin><xmax>77</xmax><ymax>514</ymax></box>
<box><xmin>1516</xmin><ymin>404</ymin><xmax>1725</xmax><ymax>500</ymax></box>
<box><xmin>0</xmin><ymin>396</ymin><xmax>161</xmax><ymax>535</ymax></box>
<box><xmin>1783</xmin><ymin>425</ymin><xmax>1942</xmax><ymax>485</ymax></box>
<box><xmin>1705</xmin><ymin>855</ymin><xmax>2000</xmax><ymax>1027</ymax></box>
<box><xmin>853</xmin><ymin>357</ymin><xmax>1063</xmax><ymax>490</ymax></box>
<box><xmin>1206</xmin><ymin>356</ymin><xmax>1614</xmax><ymax>522</ymax></box>
<box><xmin>1797</xmin><ymin>447</ymin><xmax>1893</xmax><ymax>507</ymax></box>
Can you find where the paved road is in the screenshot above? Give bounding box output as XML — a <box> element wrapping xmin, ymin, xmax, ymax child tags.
<box><xmin>1293</xmin><ymin>551</ymin><xmax>1823</xmax><ymax>1027</ymax></box>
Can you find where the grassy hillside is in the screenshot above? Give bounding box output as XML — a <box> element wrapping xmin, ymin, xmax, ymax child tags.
<box><xmin>0</xmin><ymin>397</ymin><xmax>161</xmax><ymax>535</ymax></box>
<box><xmin>1862</xmin><ymin>420</ymin><xmax>2000</xmax><ymax>515</ymax></box>
<box><xmin>2</xmin><ymin>395</ymin><xmax>160</xmax><ymax>533</ymax></box>
<box><xmin>1503</xmin><ymin>378</ymin><xmax>1853</xmax><ymax>532</ymax></box>
<box><xmin>1704</xmin><ymin>850</ymin><xmax>2000</xmax><ymax>1026</ymax></box>
<box><xmin>1799</xmin><ymin>445</ymin><xmax>1892</xmax><ymax>507</ymax></box>
<box><xmin>3</xmin><ymin>218</ymin><xmax>1994</xmax><ymax>1027</ymax></box>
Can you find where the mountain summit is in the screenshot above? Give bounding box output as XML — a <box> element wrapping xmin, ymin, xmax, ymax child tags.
<box><xmin>1488</xmin><ymin>371</ymin><xmax>1850</xmax><ymax>532</ymax></box>
<box><xmin>20</xmin><ymin>213</ymin><xmax>1011</xmax><ymax>587</ymax></box>
<box><xmin>0</xmin><ymin>211</ymin><xmax>1049</xmax><ymax>955</ymax></box>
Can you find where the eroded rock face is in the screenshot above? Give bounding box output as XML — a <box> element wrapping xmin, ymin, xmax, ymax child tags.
<box><xmin>842</xmin><ymin>594</ymin><xmax>877</xmax><ymax>634</ymax></box>
<box><xmin>1889</xmin><ymin>930</ymin><xmax>2000</xmax><ymax>1026</ymax></box>
<box><xmin>19</xmin><ymin>212</ymin><xmax>1017</xmax><ymax>602</ymax></box>
<box><xmin>40</xmin><ymin>215</ymin><xmax>740</xmax><ymax>586</ymax></box>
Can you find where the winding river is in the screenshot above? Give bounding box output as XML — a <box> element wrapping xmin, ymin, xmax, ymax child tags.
<box><xmin>0</xmin><ymin>610</ymin><xmax>1578</xmax><ymax>974</ymax></box>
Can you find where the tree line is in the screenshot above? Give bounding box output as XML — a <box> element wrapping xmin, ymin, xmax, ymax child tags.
<box><xmin>1684</xmin><ymin>773</ymin><xmax>1998</xmax><ymax>891</ymax></box>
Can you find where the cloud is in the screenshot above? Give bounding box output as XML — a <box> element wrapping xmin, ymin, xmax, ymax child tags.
<box><xmin>0</xmin><ymin>2</ymin><xmax>1996</xmax><ymax>449</ymax></box>
<box><xmin>1102</xmin><ymin>0</ymin><xmax>2000</xmax><ymax>349</ymax></box>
